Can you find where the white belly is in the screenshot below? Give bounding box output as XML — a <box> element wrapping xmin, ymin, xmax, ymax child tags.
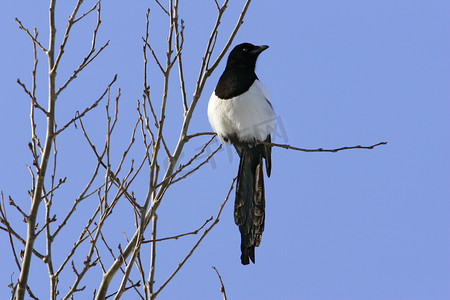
<box><xmin>207</xmin><ymin>80</ymin><xmax>275</xmax><ymax>143</ymax></box>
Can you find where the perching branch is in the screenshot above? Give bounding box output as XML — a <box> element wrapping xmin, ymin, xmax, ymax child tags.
<box><xmin>256</xmin><ymin>140</ymin><xmax>387</xmax><ymax>153</ymax></box>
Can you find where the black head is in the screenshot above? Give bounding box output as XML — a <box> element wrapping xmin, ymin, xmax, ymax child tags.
<box><xmin>225</xmin><ymin>43</ymin><xmax>269</xmax><ymax>70</ymax></box>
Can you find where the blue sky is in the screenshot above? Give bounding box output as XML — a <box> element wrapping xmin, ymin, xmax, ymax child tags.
<box><xmin>1</xmin><ymin>1</ymin><xmax>449</xmax><ymax>299</ymax></box>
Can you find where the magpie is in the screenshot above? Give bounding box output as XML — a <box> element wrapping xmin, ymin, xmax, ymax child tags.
<box><xmin>207</xmin><ymin>43</ymin><xmax>274</xmax><ymax>265</ymax></box>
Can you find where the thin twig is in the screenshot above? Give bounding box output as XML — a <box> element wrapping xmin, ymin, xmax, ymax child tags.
<box><xmin>44</xmin><ymin>135</ymin><xmax>58</xmax><ymax>298</ymax></box>
<box><xmin>142</xmin><ymin>38</ymin><xmax>165</xmax><ymax>74</ymax></box>
<box><xmin>168</xmin><ymin>135</ymin><xmax>216</xmax><ymax>181</ymax></box>
<box><xmin>55</xmin><ymin>75</ymin><xmax>117</xmax><ymax>136</ymax></box>
<box><xmin>154</xmin><ymin>0</ymin><xmax>169</xmax><ymax>16</ymax></box>
<box><xmin>147</xmin><ymin>214</ymin><xmax>157</xmax><ymax>298</ymax></box>
<box><xmin>25</xmin><ymin>285</ymin><xmax>39</xmax><ymax>300</ymax></box>
<box><xmin>55</xmin><ymin>204</ymin><xmax>101</xmax><ymax>278</ymax></box>
<box><xmin>15</xmin><ymin>18</ymin><xmax>48</xmax><ymax>52</ymax></box>
<box><xmin>7</xmin><ymin>196</ymin><xmax>29</xmax><ymax>220</ymax></box>
<box><xmin>143</xmin><ymin>217</ymin><xmax>212</xmax><ymax>244</ymax></box>
<box><xmin>0</xmin><ymin>221</ymin><xmax>46</xmax><ymax>261</ymax></box>
<box><xmin>170</xmin><ymin>144</ymin><xmax>222</xmax><ymax>186</ymax></box>
<box><xmin>0</xmin><ymin>193</ymin><xmax>22</xmax><ymax>271</ymax></box>
<box><xmin>78</xmin><ymin>115</ymin><xmax>137</xmax><ymax>206</ymax></box>
<box><xmin>30</xmin><ymin>27</ymin><xmax>43</xmax><ymax>155</ymax></box>
<box><xmin>52</xmin><ymin>0</ymin><xmax>84</xmax><ymax>73</ymax></box>
<box><xmin>207</xmin><ymin>0</ymin><xmax>252</xmax><ymax>75</ymax></box>
<box><xmin>105</xmin><ymin>281</ymin><xmax>142</xmax><ymax>300</ymax></box>
<box><xmin>73</xmin><ymin>0</ymin><xmax>101</xmax><ymax>23</ymax></box>
<box><xmin>17</xmin><ymin>79</ymin><xmax>48</xmax><ymax>116</ymax></box>
<box><xmin>192</xmin><ymin>0</ymin><xmax>230</xmax><ymax>100</ymax></box>
<box><xmin>173</xmin><ymin>4</ymin><xmax>187</xmax><ymax>112</ymax></box>
<box><xmin>56</xmin><ymin>2</ymin><xmax>109</xmax><ymax>98</ymax></box>
<box><xmin>135</xmin><ymin>252</ymin><xmax>148</xmax><ymax>300</ymax></box>
<box><xmin>185</xmin><ymin>131</ymin><xmax>216</xmax><ymax>141</ymax></box>
<box><xmin>212</xmin><ymin>266</ymin><xmax>228</xmax><ymax>300</ymax></box>
<box><xmin>51</xmin><ymin>162</ymin><xmax>103</xmax><ymax>239</ymax></box>
<box><xmin>41</xmin><ymin>177</ymin><xmax>67</xmax><ymax>199</ymax></box>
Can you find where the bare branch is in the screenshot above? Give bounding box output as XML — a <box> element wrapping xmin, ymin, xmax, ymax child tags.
<box><xmin>25</xmin><ymin>285</ymin><xmax>39</xmax><ymax>300</ymax></box>
<box><xmin>7</xmin><ymin>196</ymin><xmax>29</xmax><ymax>220</ymax></box>
<box><xmin>149</xmin><ymin>136</ymin><xmax>219</xmax><ymax>191</ymax></box>
<box><xmin>172</xmin><ymin>4</ymin><xmax>188</xmax><ymax>112</ymax></box>
<box><xmin>113</xmin><ymin>228</ymin><xmax>142</xmax><ymax>299</ymax></box>
<box><xmin>55</xmin><ymin>75</ymin><xmax>118</xmax><ymax>136</ymax></box>
<box><xmin>62</xmin><ymin>230</ymin><xmax>102</xmax><ymax>300</ymax></box>
<box><xmin>147</xmin><ymin>214</ymin><xmax>157</xmax><ymax>298</ymax></box>
<box><xmin>0</xmin><ymin>196</ymin><xmax>46</xmax><ymax>261</ymax></box>
<box><xmin>160</xmin><ymin>133</ymin><xmax>172</xmax><ymax>160</ymax></box>
<box><xmin>256</xmin><ymin>140</ymin><xmax>388</xmax><ymax>153</ymax></box>
<box><xmin>73</xmin><ymin>0</ymin><xmax>101</xmax><ymax>23</ymax></box>
<box><xmin>135</xmin><ymin>252</ymin><xmax>148</xmax><ymax>300</ymax></box>
<box><xmin>17</xmin><ymin>79</ymin><xmax>48</xmax><ymax>116</ymax></box>
<box><xmin>56</xmin><ymin>41</ymin><xmax>109</xmax><ymax>98</ymax></box>
<box><xmin>142</xmin><ymin>38</ymin><xmax>165</xmax><ymax>75</ymax></box>
<box><xmin>154</xmin><ymin>0</ymin><xmax>169</xmax><ymax>16</ymax></box>
<box><xmin>30</xmin><ymin>27</ymin><xmax>44</xmax><ymax>156</ymax></box>
<box><xmin>207</xmin><ymin>0</ymin><xmax>252</xmax><ymax>74</ymax></box>
<box><xmin>34</xmin><ymin>214</ymin><xmax>56</xmax><ymax>238</ymax></box>
<box><xmin>52</xmin><ymin>0</ymin><xmax>84</xmax><ymax>73</ymax></box>
<box><xmin>170</xmin><ymin>144</ymin><xmax>222</xmax><ymax>186</ymax></box>
<box><xmin>41</xmin><ymin>177</ymin><xmax>67</xmax><ymax>200</ymax></box>
<box><xmin>143</xmin><ymin>216</ymin><xmax>212</xmax><ymax>244</ymax></box>
<box><xmin>214</xmin><ymin>0</ymin><xmax>221</xmax><ymax>11</ymax></box>
<box><xmin>1</xmin><ymin>193</ymin><xmax>22</xmax><ymax>271</ymax></box>
<box><xmin>52</xmin><ymin>163</ymin><xmax>103</xmax><ymax>239</ymax></box>
<box><xmin>42</xmin><ymin>162</ymin><xmax>56</xmax><ymax>300</ymax></box>
<box><xmin>192</xmin><ymin>0</ymin><xmax>230</xmax><ymax>100</ymax></box>
<box><xmin>56</xmin><ymin>2</ymin><xmax>109</xmax><ymax>98</ymax></box>
<box><xmin>140</xmin><ymin>97</ymin><xmax>156</xmax><ymax>147</ymax></box>
<box><xmin>114</xmin><ymin>121</ymin><xmax>137</xmax><ymax>178</ymax></box>
<box><xmin>55</xmin><ymin>204</ymin><xmax>101</xmax><ymax>278</ymax></box>
<box><xmin>185</xmin><ymin>131</ymin><xmax>216</xmax><ymax>141</ymax></box>
<box><xmin>106</xmin><ymin>281</ymin><xmax>142</xmax><ymax>300</ymax></box>
<box><xmin>212</xmin><ymin>266</ymin><xmax>228</xmax><ymax>300</ymax></box>
<box><xmin>77</xmin><ymin>113</ymin><xmax>137</xmax><ymax>207</ymax></box>
<box><xmin>90</xmin><ymin>230</ymin><xmax>107</xmax><ymax>273</ymax></box>
<box><xmin>14</xmin><ymin>18</ymin><xmax>48</xmax><ymax>52</ymax></box>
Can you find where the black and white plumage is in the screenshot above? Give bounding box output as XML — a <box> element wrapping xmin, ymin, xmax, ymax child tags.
<box><xmin>208</xmin><ymin>43</ymin><xmax>274</xmax><ymax>265</ymax></box>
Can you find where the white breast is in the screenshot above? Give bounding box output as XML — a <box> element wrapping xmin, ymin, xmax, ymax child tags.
<box><xmin>207</xmin><ymin>80</ymin><xmax>275</xmax><ymax>144</ymax></box>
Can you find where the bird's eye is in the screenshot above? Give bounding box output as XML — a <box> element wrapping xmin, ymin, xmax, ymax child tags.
<box><xmin>242</xmin><ymin>48</ymin><xmax>248</xmax><ymax>53</ymax></box>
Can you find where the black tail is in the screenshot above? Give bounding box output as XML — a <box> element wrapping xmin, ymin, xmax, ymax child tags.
<box><xmin>234</xmin><ymin>137</ymin><xmax>271</xmax><ymax>265</ymax></box>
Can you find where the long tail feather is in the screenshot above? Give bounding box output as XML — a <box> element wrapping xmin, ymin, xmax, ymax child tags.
<box><xmin>234</xmin><ymin>142</ymin><xmax>267</xmax><ymax>265</ymax></box>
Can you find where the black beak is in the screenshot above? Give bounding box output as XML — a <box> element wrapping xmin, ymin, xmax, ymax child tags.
<box><xmin>251</xmin><ymin>45</ymin><xmax>269</xmax><ymax>55</ymax></box>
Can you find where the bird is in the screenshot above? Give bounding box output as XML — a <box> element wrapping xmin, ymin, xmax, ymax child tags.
<box><xmin>207</xmin><ymin>43</ymin><xmax>274</xmax><ymax>265</ymax></box>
